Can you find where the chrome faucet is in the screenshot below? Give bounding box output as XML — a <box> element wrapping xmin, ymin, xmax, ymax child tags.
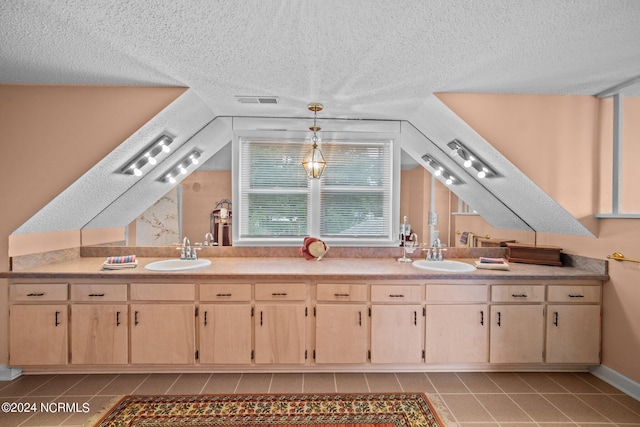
<box><xmin>426</xmin><ymin>237</ymin><xmax>444</xmax><ymax>261</ymax></box>
<box><xmin>178</xmin><ymin>236</ymin><xmax>200</xmax><ymax>260</ymax></box>
<box><xmin>204</xmin><ymin>232</ymin><xmax>215</xmax><ymax>246</ymax></box>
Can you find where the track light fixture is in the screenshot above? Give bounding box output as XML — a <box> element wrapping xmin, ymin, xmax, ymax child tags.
<box><xmin>121</xmin><ymin>134</ymin><xmax>173</xmax><ymax>176</ymax></box>
<box><xmin>447</xmin><ymin>139</ymin><xmax>495</xmax><ymax>179</ymax></box>
<box><xmin>160</xmin><ymin>150</ymin><xmax>202</xmax><ymax>184</ymax></box>
<box><xmin>422</xmin><ymin>154</ymin><xmax>462</xmax><ymax>186</ymax></box>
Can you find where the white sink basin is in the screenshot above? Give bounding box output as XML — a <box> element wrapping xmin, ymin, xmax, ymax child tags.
<box><xmin>145</xmin><ymin>259</ymin><xmax>212</xmax><ymax>271</ymax></box>
<box><xmin>412</xmin><ymin>259</ymin><xmax>476</xmax><ymax>273</ymax></box>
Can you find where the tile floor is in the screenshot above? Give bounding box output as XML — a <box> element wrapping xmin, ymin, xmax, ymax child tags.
<box><xmin>0</xmin><ymin>371</ymin><xmax>638</xmax><ymax>427</ymax></box>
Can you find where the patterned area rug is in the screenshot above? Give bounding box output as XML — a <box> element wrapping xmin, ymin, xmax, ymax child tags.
<box><xmin>91</xmin><ymin>393</ymin><xmax>444</xmax><ymax>427</ymax></box>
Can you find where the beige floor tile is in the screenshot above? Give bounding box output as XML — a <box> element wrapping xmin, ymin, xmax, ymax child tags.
<box><xmin>335</xmin><ymin>373</ymin><xmax>368</xmax><ymax>392</ymax></box>
<box><xmin>270</xmin><ymin>373</ymin><xmax>303</xmax><ymax>393</ymax></box>
<box><xmin>545</xmin><ymin>372</ymin><xmax>602</xmax><ymax>393</ymax></box>
<box><xmin>63</xmin><ymin>374</ymin><xmax>118</xmax><ymax>396</ymax></box>
<box><xmin>427</xmin><ymin>372</ymin><xmax>468</xmax><ymax>393</ymax></box>
<box><xmin>515</xmin><ymin>372</ymin><xmax>569</xmax><ymax>393</ymax></box>
<box><xmin>457</xmin><ymin>373</ymin><xmax>502</xmax><ymax>393</ymax></box>
<box><xmin>167</xmin><ymin>373</ymin><xmax>211</xmax><ymax>394</ymax></box>
<box><xmin>27</xmin><ymin>374</ymin><xmax>88</xmax><ymax>397</ymax></box>
<box><xmin>132</xmin><ymin>373</ymin><xmax>180</xmax><ymax>395</ymax></box>
<box><xmin>509</xmin><ymin>393</ymin><xmax>571</xmax><ymax>423</ymax></box>
<box><xmin>611</xmin><ymin>393</ymin><xmax>640</xmax><ymax>415</ymax></box>
<box><xmin>575</xmin><ymin>372</ymin><xmax>624</xmax><ymax>394</ymax></box>
<box><xmin>577</xmin><ymin>393</ymin><xmax>640</xmax><ymax>423</ymax></box>
<box><xmin>0</xmin><ymin>375</ymin><xmax>56</xmax><ymax>397</ymax></box>
<box><xmin>201</xmin><ymin>373</ymin><xmax>242</xmax><ymax>394</ymax></box>
<box><xmin>61</xmin><ymin>394</ymin><xmax>115</xmax><ymax>426</ymax></box>
<box><xmin>16</xmin><ymin>396</ymin><xmax>75</xmax><ymax>426</ymax></box>
<box><xmin>97</xmin><ymin>374</ymin><xmax>149</xmax><ymax>396</ymax></box>
<box><xmin>395</xmin><ymin>372</ymin><xmax>436</xmax><ymax>393</ymax></box>
<box><xmin>542</xmin><ymin>393</ymin><xmax>608</xmax><ymax>423</ymax></box>
<box><xmin>365</xmin><ymin>373</ymin><xmax>402</xmax><ymax>392</ymax></box>
<box><xmin>440</xmin><ymin>394</ymin><xmax>494</xmax><ymax>423</ymax></box>
<box><xmin>302</xmin><ymin>373</ymin><xmax>336</xmax><ymax>393</ymax></box>
<box><xmin>235</xmin><ymin>373</ymin><xmax>272</xmax><ymax>394</ymax></box>
<box><xmin>483</xmin><ymin>373</ymin><xmax>534</xmax><ymax>393</ymax></box>
<box><xmin>473</xmin><ymin>394</ymin><xmax>532</xmax><ymax>423</ymax></box>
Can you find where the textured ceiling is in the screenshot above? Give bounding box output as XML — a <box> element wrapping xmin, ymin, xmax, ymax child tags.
<box><xmin>2</xmin><ymin>0</ymin><xmax>640</xmax><ymax>122</ymax></box>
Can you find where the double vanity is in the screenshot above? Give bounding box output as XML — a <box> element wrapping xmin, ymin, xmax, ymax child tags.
<box><xmin>4</xmin><ymin>251</ymin><xmax>608</xmax><ymax>374</ymax></box>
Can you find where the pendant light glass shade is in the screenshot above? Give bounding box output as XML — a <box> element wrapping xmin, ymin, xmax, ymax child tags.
<box><xmin>302</xmin><ymin>138</ymin><xmax>326</xmax><ymax>179</ymax></box>
<box><xmin>302</xmin><ymin>102</ymin><xmax>326</xmax><ymax>179</ymax></box>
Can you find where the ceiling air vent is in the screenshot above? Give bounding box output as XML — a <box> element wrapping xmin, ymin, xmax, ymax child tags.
<box><xmin>236</xmin><ymin>96</ymin><xmax>279</xmax><ymax>104</ymax></box>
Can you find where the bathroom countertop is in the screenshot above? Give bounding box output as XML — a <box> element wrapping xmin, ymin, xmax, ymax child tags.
<box><xmin>2</xmin><ymin>256</ymin><xmax>609</xmax><ymax>281</ymax></box>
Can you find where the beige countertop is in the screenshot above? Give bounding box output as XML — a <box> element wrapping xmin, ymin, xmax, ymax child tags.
<box><xmin>3</xmin><ymin>256</ymin><xmax>609</xmax><ymax>281</ymax></box>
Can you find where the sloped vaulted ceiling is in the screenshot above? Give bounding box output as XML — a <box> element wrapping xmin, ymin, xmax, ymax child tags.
<box><xmin>4</xmin><ymin>1</ymin><xmax>640</xmax><ymax>237</ymax></box>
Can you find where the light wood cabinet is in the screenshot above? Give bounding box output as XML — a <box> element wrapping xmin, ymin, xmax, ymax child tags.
<box><xmin>71</xmin><ymin>304</ymin><xmax>128</xmax><ymax>365</ymax></box>
<box><xmin>370</xmin><ymin>304</ymin><xmax>423</xmax><ymax>363</ymax></box>
<box><xmin>199</xmin><ymin>304</ymin><xmax>252</xmax><ymax>364</ymax></box>
<box><xmin>425</xmin><ymin>304</ymin><xmax>488</xmax><ymax>363</ymax></box>
<box><xmin>490</xmin><ymin>304</ymin><xmax>544</xmax><ymax>363</ymax></box>
<box><xmin>546</xmin><ymin>304</ymin><xmax>601</xmax><ymax>364</ymax></box>
<box><xmin>254</xmin><ymin>304</ymin><xmax>307</xmax><ymax>364</ymax></box>
<box><xmin>130</xmin><ymin>304</ymin><xmax>196</xmax><ymax>364</ymax></box>
<box><xmin>315</xmin><ymin>304</ymin><xmax>368</xmax><ymax>364</ymax></box>
<box><xmin>9</xmin><ymin>304</ymin><xmax>68</xmax><ymax>366</ymax></box>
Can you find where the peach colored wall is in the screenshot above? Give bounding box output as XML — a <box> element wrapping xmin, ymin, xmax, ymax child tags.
<box><xmin>181</xmin><ymin>170</ymin><xmax>233</xmax><ymax>244</ymax></box>
<box><xmin>439</xmin><ymin>93</ymin><xmax>640</xmax><ymax>382</ymax></box>
<box><xmin>0</xmin><ymin>84</ymin><xmax>186</xmax><ymax>365</ymax></box>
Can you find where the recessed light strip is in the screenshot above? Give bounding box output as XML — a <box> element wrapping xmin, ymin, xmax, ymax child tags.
<box><xmin>447</xmin><ymin>139</ymin><xmax>496</xmax><ymax>179</ymax></box>
<box><xmin>121</xmin><ymin>134</ymin><xmax>174</xmax><ymax>176</ymax></box>
<box><xmin>421</xmin><ymin>154</ymin><xmax>462</xmax><ymax>186</ymax></box>
<box><xmin>161</xmin><ymin>149</ymin><xmax>202</xmax><ymax>184</ymax></box>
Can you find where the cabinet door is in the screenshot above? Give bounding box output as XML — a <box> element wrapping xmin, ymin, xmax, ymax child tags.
<box><xmin>490</xmin><ymin>305</ymin><xmax>544</xmax><ymax>363</ymax></box>
<box><xmin>71</xmin><ymin>304</ymin><xmax>128</xmax><ymax>365</ymax></box>
<box><xmin>254</xmin><ymin>304</ymin><xmax>306</xmax><ymax>364</ymax></box>
<box><xmin>546</xmin><ymin>305</ymin><xmax>601</xmax><ymax>364</ymax></box>
<box><xmin>370</xmin><ymin>304</ymin><xmax>423</xmax><ymax>364</ymax></box>
<box><xmin>425</xmin><ymin>304</ymin><xmax>488</xmax><ymax>363</ymax></box>
<box><xmin>130</xmin><ymin>304</ymin><xmax>196</xmax><ymax>364</ymax></box>
<box><xmin>10</xmin><ymin>304</ymin><xmax>68</xmax><ymax>366</ymax></box>
<box><xmin>315</xmin><ymin>304</ymin><xmax>367</xmax><ymax>364</ymax></box>
<box><xmin>199</xmin><ymin>304</ymin><xmax>252</xmax><ymax>364</ymax></box>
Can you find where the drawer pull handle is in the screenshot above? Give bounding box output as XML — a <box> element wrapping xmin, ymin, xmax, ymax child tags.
<box><xmin>480</xmin><ymin>310</ymin><xmax>484</xmax><ymax>325</ymax></box>
<box><xmin>334</xmin><ymin>293</ymin><xmax>350</xmax><ymax>297</ymax></box>
<box><xmin>134</xmin><ymin>311</ymin><xmax>139</xmax><ymax>326</ymax></box>
<box><xmin>497</xmin><ymin>311</ymin><xmax>502</xmax><ymax>327</ymax></box>
<box><xmin>553</xmin><ymin>311</ymin><xmax>559</xmax><ymax>326</ymax></box>
<box><xmin>27</xmin><ymin>292</ymin><xmax>45</xmax><ymax>297</ymax></box>
<box><xmin>414</xmin><ymin>311</ymin><xmax>417</xmax><ymax>326</ymax></box>
<box><xmin>260</xmin><ymin>311</ymin><xmax>263</xmax><ymax>326</ymax></box>
<box><xmin>216</xmin><ymin>293</ymin><xmax>232</xmax><ymax>297</ymax></box>
<box><xmin>88</xmin><ymin>293</ymin><xmax>105</xmax><ymax>297</ymax></box>
<box><xmin>54</xmin><ymin>311</ymin><xmax>61</xmax><ymax>327</ymax></box>
<box><xmin>271</xmin><ymin>292</ymin><xmax>288</xmax><ymax>296</ymax></box>
<box><xmin>512</xmin><ymin>293</ymin><xmax>528</xmax><ymax>298</ymax></box>
<box><xmin>204</xmin><ymin>311</ymin><xmax>208</xmax><ymax>326</ymax></box>
<box><xmin>389</xmin><ymin>294</ymin><xmax>405</xmax><ymax>298</ymax></box>
<box><xmin>568</xmin><ymin>294</ymin><xmax>584</xmax><ymax>298</ymax></box>
<box><xmin>358</xmin><ymin>311</ymin><xmax>362</xmax><ymax>326</ymax></box>
<box><xmin>116</xmin><ymin>311</ymin><xmax>121</xmax><ymax>326</ymax></box>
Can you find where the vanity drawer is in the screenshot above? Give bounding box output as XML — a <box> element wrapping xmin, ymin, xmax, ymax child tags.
<box><xmin>10</xmin><ymin>284</ymin><xmax>68</xmax><ymax>301</ymax></box>
<box><xmin>317</xmin><ymin>283</ymin><xmax>368</xmax><ymax>302</ymax></box>
<box><xmin>255</xmin><ymin>283</ymin><xmax>306</xmax><ymax>301</ymax></box>
<box><xmin>130</xmin><ymin>283</ymin><xmax>195</xmax><ymax>301</ymax></box>
<box><xmin>71</xmin><ymin>284</ymin><xmax>128</xmax><ymax>301</ymax></box>
<box><xmin>426</xmin><ymin>284</ymin><xmax>488</xmax><ymax>302</ymax></box>
<box><xmin>547</xmin><ymin>285</ymin><xmax>601</xmax><ymax>303</ymax></box>
<box><xmin>491</xmin><ymin>285</ymin><xmax>545</xmax><ymax>302</ymax></box>
<box><xmin>200</xmin><ymin>284</ymin><xmax>252</xmax><ymax>301</ymax></box>
<box><xmin>371</xmin><ymin>284</ymin><xmax>423</xmax><ymax>302</ymax></box>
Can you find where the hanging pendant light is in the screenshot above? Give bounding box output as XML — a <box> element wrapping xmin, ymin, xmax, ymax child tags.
<box><xmin>302</xmin><ymin>102</ymin><xmax>326</xmax><ymax>179</ymax></box>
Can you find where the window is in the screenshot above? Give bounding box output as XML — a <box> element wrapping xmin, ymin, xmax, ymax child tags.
<box><xmin>234</xmin><ymin>137</ymin><xmax>398</xmax><ymax>246</ymax></box>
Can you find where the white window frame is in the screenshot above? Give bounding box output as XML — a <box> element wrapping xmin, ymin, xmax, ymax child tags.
<box><xmin>232</xmin><ymin>131</ymin><xmax>401</xmax><ymax>246</ymax></box>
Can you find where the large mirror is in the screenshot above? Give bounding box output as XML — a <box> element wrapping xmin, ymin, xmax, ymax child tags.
<box><xmin>81</xmin><ymin>145</ymin><xmax>536</xmax><ymax>248</ymax></box>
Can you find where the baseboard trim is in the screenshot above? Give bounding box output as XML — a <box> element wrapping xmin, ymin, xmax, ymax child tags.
<box><xmin>0</xmin><ymin>365</ymin><xmax>22</xmax><ymax>381</ymax></box>
<box><xmin>590</xmin><ymin>365</ymin><xmax>640</xmax><ymax>400</ymax></box>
